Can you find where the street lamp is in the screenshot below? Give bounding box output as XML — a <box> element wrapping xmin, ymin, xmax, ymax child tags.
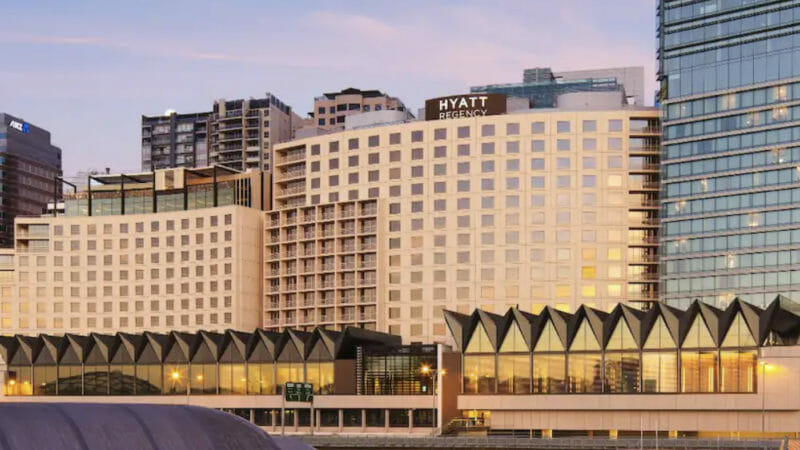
<box><xmin>420</xmin><ymin>364</ymin><xmax>446</xmax><ymax>435</ymax></box>
<box><xmin>759</xmin><ymin>361</ymin><xmax>770</xmax><ymax>435</ymax></box>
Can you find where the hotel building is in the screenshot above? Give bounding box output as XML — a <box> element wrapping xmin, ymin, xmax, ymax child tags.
<box><xmin>658</xmin><ymin>0</ymin><xmax>800</xmax><ymax>309</ymax></box>
<box><xmin>0</xmin><ymin>167</ymin><xmax>268</xmax><ymax>335</ymax></box>
<box><xmin>269</xmin><ymin>97</ymin><xmax>660</xmax><ymax>342</ymax></box>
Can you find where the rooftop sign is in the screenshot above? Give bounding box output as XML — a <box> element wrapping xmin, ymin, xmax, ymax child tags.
<box><xmin>425</xmin><ymin>94</ymin><xmax>506</xmax><ymax>121</ymax></box>
<box><xmin>7</xmin><ymin>120</ymin><xmax>30</xmax><ymax>134</ymax></box>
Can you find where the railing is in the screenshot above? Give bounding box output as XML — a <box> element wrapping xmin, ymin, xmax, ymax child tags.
<box><xmin>360</xmin><ymin>226</ymin><xmax>377</xmax><ymax>233</ymax></box>
<box><xmin>340</xmin><ymin>296</ymin><xmax>355</xmax><ymax>304</ymax></box>
<box><xmin>629</xmin><ymin>163</ymin><xmax>659</xmax><ymax>171</ymax></box>
<box><xmin>631</xmin><ymin>125</ymin><xmax>660</xmax><ymax>134</ymax></box>
<box><xmin>321</xmin><ymin>264</ymin><xmax>336</xmax><ymax>271</ymax></box>
<box><xmin>321</xmin><ymin>213</ymin><xmax>335</xmax><ymax>221</ymax></box>
<box><xmin>629</xmin><ymin>145</ymin><xmax>660</xmax><ymax>153</ymax></box>
<box><xmin>361</xmin><ymin>277</ymin><xmax>377</xmax><ymax>285</ymax></box>
<box><xmin>359</xmin><ymin>313</ymin><xmax>376</xmax><ymax>321</ymax></box>
<box><xmin>341</xmin><ymin>246</ymin><xmax>355</xmax><ymax>252</ymax></box>
<box><xmin>359</xmin><ymin>296</ymin><xmax>376</xmax><ymax>303</ymax></box>
<box><xmin>340</xmin><ymin>263</ymin><xmax>355</xmax><ymax>270</ymax></box>
<box><xmin>361</xmin><ymin>207</ymin><xmax>377</xmax><ymax>216</ymax></box>
<box><xmin>340</xmin><ymin>227</ymin><xmax>355</xmax><ymax>235</ymax></box>
<box><xmin>277</xmin><ymin>170</ymin><xmax>305</xmax><ymax>181</ymax></box>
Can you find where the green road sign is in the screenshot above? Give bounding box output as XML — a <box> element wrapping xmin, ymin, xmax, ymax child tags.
<box><xmin>284</xmin><ymin>382</ymin><xmax>313</xmax><ymax>402</ymax></box>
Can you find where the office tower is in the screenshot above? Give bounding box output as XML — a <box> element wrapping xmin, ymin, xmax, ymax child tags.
<box><xmin>0</xmin><ymin>114</ymin><xmax>62</xmax><ymax>247</ymax></box>
<box><xmin>0</xmin><ymin>167</ymin><xmax>268</xmax><ymax>335</ymax></box>
<box><xmin>311</xmin><ymin>88</ymin><xmax>410</xmax><ymax>131</ymax></box>
<box><xmin>268</xmin><ymin>93</ymin><xmax>659</xmax><ymax>342</ymax></box>
<box><xmin>141</xmin><ymin>111</ymin><xmax>210</xmax><ymax>171</ymax></box>
<box><xmin>658</xmin><ymin>0</ymin><xmax>800</xmax><ymax>308</ymax></box>
<box><xmin>471</xmin><ymin>66</ymin><xmax>642</xmax><ymax>108</ymax></box>
<box><xmin>209</xmin><ymin>93</ymin><xmax>301</xmax><ymax>173</ymax></box>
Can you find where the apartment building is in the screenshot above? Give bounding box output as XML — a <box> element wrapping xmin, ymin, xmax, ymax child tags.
<box><xmin>0</xmin><ymin>167</ymin><xmax>268</xmax><ymax>335</ymax></box>
<box><xmin>271</xmin><ymin>99</ymin><xmax>660</xmax><ymax>342</ymax></box>
<box><xmin>209</xmin><ymin>94</ymin><xmax>302</xmax><ymax>174</ymax></box>
<box><xmin>141</xmin><ymin>111</ymin><xmax>210</xmax><ymax>171</ymax></box>
<box><xmin>311</xmin><ymin>88</ymin><xmax>409</xmax><ymax>131</ymax></box>
<box><xmin>658</xmin><ymin>0</ymin><xmax>800</xmax><ymax>310</ymax></box>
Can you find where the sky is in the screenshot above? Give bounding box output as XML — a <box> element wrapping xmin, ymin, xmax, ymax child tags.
<box><xmin>0</xmin><ymin>0</ymin><xmax>656</xmax><ymax>177</ymax></box>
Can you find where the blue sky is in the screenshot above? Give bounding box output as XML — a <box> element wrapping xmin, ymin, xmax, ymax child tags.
<box><xmin>0</xmin><ymin>0</ymin><xmax>656</xmax><ymax>176</ymax></box>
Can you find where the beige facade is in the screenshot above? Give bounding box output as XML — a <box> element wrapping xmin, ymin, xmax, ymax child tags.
<box><xmin>0</xmin><ymin>205</ymin><xmax>263</xmax><ymax>335</ymax></box>
<box><xmin>312</xmin><ymin>88</ymin><xmax>408</xmax><ymax>131</ymax></box>
<box><xmin>264</xmin><ymin>199</ymin><xmax>385</xmax><ymax>332</ymax></box>
<box><xmin>210</xmin><ymin>94</ymin><xmax>302</xmax><ymax>174</ymax></box>
<box><xmin>272</xmin><ymin>108</ymin><xmax>660</xmax><ymax>343</ymax></box>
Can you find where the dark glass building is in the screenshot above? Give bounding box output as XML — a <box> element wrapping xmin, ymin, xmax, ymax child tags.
<box><xmin>658</xmin><ymin>1</ymin><xmax>800</xmax><ymax>309</ymax></box>
<box><xmin>0</xmin><ymin>113</ymin><xmax>62</xmax><ymax>247</ymax></box>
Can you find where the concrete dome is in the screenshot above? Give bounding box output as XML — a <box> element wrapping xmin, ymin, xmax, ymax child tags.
<box><xmin>0</xmin><ymin>403</ymin><xmax>281</xmax><ymax>450</ymax></box>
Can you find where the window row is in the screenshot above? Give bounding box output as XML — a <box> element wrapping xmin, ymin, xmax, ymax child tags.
<box><xmin>463</xmin><ymin>350</ymin><xmax>756</xmax><ymax>394</ymax></box>
<box><xmin>665</xmin><ymin>104</ymin><xmax>800</xmax><ymax>140</ymax></box>
<box><xmin>664</xmin><ymin>269</ymin><xmax>800</xmax><ymax>294</ymax></box>
<box><xmin>665</xmin><ymin>182</ymin><xmax>800</xmax><ymax>218</ymax></box>
<box><xmin>665</xmin><ymin>82</ymin><xmax>798</xmax><ymax>121</ymax></box>
<box><xmin>664</xmin><ymin>206</ymin><xmax>800</xmax><ymax>237</ymax></box>
<box><xmin>664</xmin><ymin>227</ymin><xmax>800</xmax><ymax>256</ymax></box>
<box><xmin>665</xmin><ymin>248</ymin><xmax>800</xmax><ymax>276</ymax></box>
<box><xmin>4</xmin><ymin>362</ymin><xmax>333</xmax><ymax>396</ymax></box>
<box><xmin>6</xmin><ymin>312</ymin><xmax>233</xmax><ymax>331</ymax></box>
<box><xmin>664</xmin><ymin>123</ymin><xmax>800</xmax><ymax>160</ymax></box>
<box><xmin>665</xmin><ymin>146</ymin><xmax>800</xmax><ymax>191</ymax></box>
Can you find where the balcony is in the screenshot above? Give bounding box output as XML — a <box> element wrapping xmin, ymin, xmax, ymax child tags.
<box><xmin>340</xmin><ymin>296</ymin><xmax>355</xmax><ymax>305</ymax></box>
<box><xmin>320</xmin><ymin>281</ymin><xmax>336</xmax><ymax>289</ymax></box>
<box><xmin>630</xmin><ymin>273</ymin><xmax>659</xmax><ymax>281</ymax></box>
<box><xmin>360</xmin><ymin>276</ymin><xmax>377</xmax><ymax>285</ymax></box>
<box><xmin>629</xmin><ymin>145</ymin><xmax>660</xmax><ymax>154</ymax></box>
<box><xmin>360</xmin><ymin>226</ymin><xmax>377</xmax><ymax>234</ymax></box>
<box><xmin>340</xmin><ymin>262</ymin><xmax>355</xmax><ymax>270</ymax></box>
<box><xmin>629</xmin><ymin>254</ymin><xmax>658</xmax><ymax>263</ymax></box>
<box><xmin>340</xmin><ymin>227</ymin><xmax>356</xmax><ymax>235</ymax></box>
<box><xmin>339</xmin><ymin>314</ymin><xmax>356</xmax><ymax>322</ymax></box>
<box><xmin>630</xmin><ymin>125</ymin><xmax>660</xmax><ymax>134</ymax></box>
<box><xmin>320</xmin><ymin>264</ymin><xmax>336</xmax><ymax>271</ymax></box>
<box><xmin>629</xmin><ymin>162</ymin><xmax>659</xmax><ymax>171</ymax></box>
<box><xmin>629</xmin><ymin>218</ymin><xmax>659</xmax><ymax>226</ymax></box>
<box><xmin>359</xmin><ymin>312</ymin><xmax>376</xmax><ymax>321</ymax></box>
<box><xmin>361</xmin><ymin>206</ymin><xmax>377</xmax><ymax>216</ymax></box>
<box><xmin>359</xmin><ymin>296</ymin><xmax>376</xmax><ymax>304</ymax></box>
<box><xmin>276</xmin><ymin>170</ymin><xmax>306</xmax><ymax>181</ymax></box>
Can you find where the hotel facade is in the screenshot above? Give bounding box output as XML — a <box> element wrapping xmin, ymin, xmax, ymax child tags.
<box><xmin>269</xmin><ymin>101</ymin><xmax>660</xmax><ymax>342</ymax></box>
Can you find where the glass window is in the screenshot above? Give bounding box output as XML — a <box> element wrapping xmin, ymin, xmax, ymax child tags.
<box><xmin>532</xmin><ymin>354</ymin><xmax>565</xmax><ymax>393</ymax></box>
<box><xmin>557</xmin><ymin>121</ymin><xmax>570</xmax><ymax>133</ymax></box>
<box><xmin>642</xmin><ymin>352</ymin><xmax>678</xmax><ymax>393</ymax></box>
<box><xmin>567</xmin><ymin>353</ymin><xmax>602</xmax><ymax>393</ymax></box>
<box><xmin>463</xmin><ymin>354</ymin><xmax>496</xmax><ymax>394</ymax></box>
<box><xmin>721</xmin><ymin>313</ymin><xmax>756</xmax><ymax>347</ymax></box>
<box><xmin>604</xmin><ymin>353</ymin><xmax>640</xmax><ymax>393</ymax></box>
<box><xmin>497</xmin><ymin>354</ymin><xmax>530</xmax><ymax>394</ymax></box>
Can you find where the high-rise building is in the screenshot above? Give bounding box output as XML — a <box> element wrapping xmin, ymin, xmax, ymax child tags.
<box><xmin>471</xmin><ymin>66</ymin><xmax>643</xmax><ymax>108</ymax></box>
<box><xmin>141</xmin><ymin>111</ymin><xmax>210</xmax><ymax>171</ymax></box>
<box><xmin>311</xmin><ymin>88</ymin><xmax>410</xmax><ymax>131</ymax></box>
<box><xmin>269</xmin><ymin>93</ymin><xmax>659</xmax><ymax>342</ymax></box>
<box><xmin>658</xmin><ymin>0</ymin><xmax>800</xmax><ymax>309</ymax></box>
<box><xmin>0</xmin><ymin>114</ymin><xmax>62</xmax><ymax>247</ymax></box>
<box><xmin>209</xmin><ymin>94</ymin><xmax>301</xmax><ymax>174</ymax></box>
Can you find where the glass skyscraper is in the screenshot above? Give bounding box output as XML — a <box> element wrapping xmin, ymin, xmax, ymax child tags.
<box><xmin>658</xmin><ymin>0</ymin><xmax>800</xmax><ymax>308</ymax></box>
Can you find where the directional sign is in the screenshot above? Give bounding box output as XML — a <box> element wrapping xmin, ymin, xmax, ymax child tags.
<box><xmin>284</xmin><ymin>382</ymin><xmax>313</xmax><ymax>402</ymax></box>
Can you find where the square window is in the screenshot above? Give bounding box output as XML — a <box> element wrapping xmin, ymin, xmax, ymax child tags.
<box><xmin>557</xmin><ymin>121</ymin><xmax>570</xmax><ymax>133</ymax></box>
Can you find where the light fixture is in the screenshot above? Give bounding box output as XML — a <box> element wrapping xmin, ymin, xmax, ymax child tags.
<box><xmin>420</xmin><ymin>364</ymin><xmax>430</xmax><ymax>375</ymax></box>
<box><xmin>171</xmin><ymin>371</ymin><xmax>180</xmax><ymax>380</ymax></box>
<box><xmin>7</xmin><ymin>380</ymin><xmax>15</xmax><ymax>386</ymax></box>
<box><xmin>196</xmin><ymin>375</ymin><xmax>203</xmax><ymax>381</ymax></box>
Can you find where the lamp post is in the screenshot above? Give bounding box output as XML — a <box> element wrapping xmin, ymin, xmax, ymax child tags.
<box><xmin>759</xmin><ymin>361</ymin><xmax>769</xmax><ymax>435</ymax></box>
<box><xmin>420</xmin><ymin>364</ymin><xmax>446</xmax><ymax>436</ymax></box>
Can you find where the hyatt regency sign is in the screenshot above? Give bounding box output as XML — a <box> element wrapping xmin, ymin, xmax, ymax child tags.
<box><xmin>425</xmin><ymin>94</ymin><xmax>506</xmax><ymax>121</ymax></box>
